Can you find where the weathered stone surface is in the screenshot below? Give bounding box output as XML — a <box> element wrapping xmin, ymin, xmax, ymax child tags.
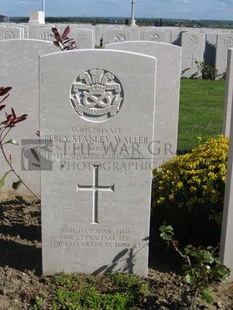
<box><xmin>181</xmin><ymin>32</ymin><xmax>205</xmax><ymax>78</ymax></box>
<box><xmin>223</xmin><ymin>48</ymin><xmax>233</xmax><ymax>137</ymax></box>
<box><xmin>216</xmin><ymin>33</ymin><xmax>233</xmax><ymax>78</ymax></box>
<box><xmin>106</xmin><ymin>41</ymin><xmax>181</xmax><ymax>166</ymax></box>
<box><xmin>0</xmin><ymin>39</ymin><xmax>57</xmax><ymax>196</ymax></box>
<box><xmin>40</xmin><ymin>49</ymin><xmax>157</xmax><ymax>276</ymax></box>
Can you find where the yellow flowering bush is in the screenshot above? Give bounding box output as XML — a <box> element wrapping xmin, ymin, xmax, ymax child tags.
<box><xmin>151</xmin><ymin>135</ymin><xmax>229</xmax><ymax>245</ymax></box>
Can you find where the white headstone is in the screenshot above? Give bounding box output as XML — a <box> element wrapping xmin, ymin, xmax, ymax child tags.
<box><xmin>104</xmin><ymin>29</ymin><xmax>132</xmax><ymax>47</ymax></box>
<box><xmin>29</xmin><ymin>26</ymin><xmax>53</xmax><ymax>41</ymax></box>
<box><xmin>0</xmin><ymin>39</ymin><xmax>57</xmax><ymax>196</ymax></box>
<box><xmin>129</xmin><ymin>26</ymin><xmax>141</xmax><ymax>40</ymax></box>
<box><xmin>18</xmin><ymin>25</ymin><xmax>29</xmax><ymax>38</ymax></box>
<box><xmin>106</xmin><ymin>41</ymin><xmax>181</xmax><ymax>166</ymax></box>
<box><xmin>74</xmin><ymin>25</ymin><xmax>96</xmax><ymax>46</ymax></box>
<box><xmin>223</xmin><ymin>48</ymin><xmax>233</xmax><ymax>137</ymax></box>
<box><xmin>170</xmin><ymin>30</ymin><xmax>186</xmax><ymax>46</ymax></box>
<box><xmin>49</xmin><ymin>26</ymin><xmax>94</xmax><ymax>49</ymax></box>
<box><xmin>69</xmin><ymin>28</ymin><xmax>94</xmax><ymax>49</ymax></box>
<box><xmin>95</xmin><ymin>24</ymin><xmax>105</xmax><ymax>46</ymax></box>
<box><xmin>40</xmin><ymin>49</ymin><xmax>157</xmax><ymax>276</ymax></box>
<box><xmin>181</xmin><ymin>32</ymin><xmax>205</xmax><ymax>78</ymax></box>
<box><xmin>216</xmin><ymin>33</ymin><xmax>233</xmax><ymax>79</ymax></box>
<box><xmin>220</xmin><ymin>105</ymin><xmax>233</xmax><ymax>279</ymax></box>
<box><xmin>141</xmin><ymin>30</ymin><xmax>169</xmax><ymax>43</ymax></box>
<box><xmin>0</xmin><ymin>27</ymin><xmax>22</xmax><ymax>40</ymax></box>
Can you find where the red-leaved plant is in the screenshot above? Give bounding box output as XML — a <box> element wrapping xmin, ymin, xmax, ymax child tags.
<box><xmin>51</xmin><ymin>25</ymin><xmax>77</xmax><ymax>51</ymax></box>
<box><xmin>0</xmin><ymin>86</ymin><xmax>39</xmax><ymax>199</ymax></box>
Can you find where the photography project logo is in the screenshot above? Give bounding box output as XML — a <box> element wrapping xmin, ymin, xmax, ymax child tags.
<box><xmin>21</xmin><ymin>139</ymin><xmax>53</xmax><ymax>171</ymax></box>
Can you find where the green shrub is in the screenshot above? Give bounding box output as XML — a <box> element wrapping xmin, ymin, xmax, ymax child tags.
<box><xmin>160</xmin><ymin>225</ymin><xmax>230</xmax><ymax>306</ymax></box>
<box><xmin>196</xmin><ymin>61</ymin><xmax>218</xmax><ymax>80</ymax></box>
<box><xmin>151</xmin><ymin>135</ymin><xmax>229</xmax><ymax>246</ymax></box>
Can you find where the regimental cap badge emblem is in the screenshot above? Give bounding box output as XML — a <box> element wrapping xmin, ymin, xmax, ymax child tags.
<box><xmin>70</xmin><ymin>69</ymin><xmax>124</xmax><ymax>122</ymax></box>
<box><xmin>188</xmin><ymin>35</ymin><xmax>199</xmax><ymax>46</ymax></box>
<box><xmin>150</xmin><ymin>34</ymin><xmax>161</xmax><ymax>42</ymax></box>
<box><xmin>223</xmin><ymin>36</ymin><xmax>233</xmax><ymax>48</ymax></box>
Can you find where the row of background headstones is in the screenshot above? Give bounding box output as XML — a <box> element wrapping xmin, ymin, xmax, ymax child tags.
<box><xmin>1</xmin><ymin>32</ymin><xmax>233</xmax><ymax>195</ymax></box>
<box><xmin>0</xmin><ymin>39</ymin><xmax>181</xmax><ymax>197</ymax></box>
<box><xmin>0</xmin><ymin>23</ymin><xmax>95</xmax><ymax>49</ymax></box>
<box><xmin>1</xmin><ymin>23</ymin><xmax>233</xmax><ymax>77</ymax></box>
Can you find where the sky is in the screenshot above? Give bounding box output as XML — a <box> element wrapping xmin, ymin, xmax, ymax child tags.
<box><xmin>1</xmin><ymin>0</ymin><xmax>233</xmax><ymax>20</ymax></box>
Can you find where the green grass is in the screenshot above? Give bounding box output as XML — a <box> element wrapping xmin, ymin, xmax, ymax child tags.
<box><xmin>178</xmin><ymin>79</ymin><xmax>226</xmax><ymax>151</ymax></box>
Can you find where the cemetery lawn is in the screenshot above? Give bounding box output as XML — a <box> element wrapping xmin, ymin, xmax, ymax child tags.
<box><xmin>178</xmin><ymin>79</ymin><xmax>225</xmax><ymax>152</ymax></box>
<box><xmin>0</xmin><ymin>196</ymin><xmax>233</xmax><ymax>309</ymax></box>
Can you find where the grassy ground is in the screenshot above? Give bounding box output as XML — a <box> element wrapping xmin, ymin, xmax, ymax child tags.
<box><xmin>178</xmin><ymin>79</ymin><xmax>226</xmax><ymax>151</ymax></box>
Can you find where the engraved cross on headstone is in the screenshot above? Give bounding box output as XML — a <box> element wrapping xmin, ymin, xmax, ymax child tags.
<box><xmin>189</xmin><ymin>54</ymin><xmax>197</xmax><ymax>67</ymax></box>
<box><xmin>77</xmin><ymin>164</ymin><xmax>115</xmax><ymax>224</ymax></box>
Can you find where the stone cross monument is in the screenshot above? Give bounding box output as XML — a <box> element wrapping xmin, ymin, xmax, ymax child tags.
<box><xmin>131</xmin><ymin>0</ymin><xmax>136</xmax><ymax>26</ymax></box>
<box><xmin>42</xmin><ymin>0</ymin><xmax>45</xmax><ymax>13</ymax></box>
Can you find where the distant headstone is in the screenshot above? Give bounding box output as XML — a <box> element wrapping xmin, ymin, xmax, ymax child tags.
<box><xmin>29</xmin><ymin>26</ymin><xmax>53</xmax><ymax>41</ymax></box>
<box><xmin>70</xmin><ymin>28</ymin><xmax>94</xmax><ymax>49</ymax></box>
<box><xmin>75</xmin><ymin>25</ymin><xmax>96</xmax><ymax>45</ymax></box>
<box><xmin>106</xmin><ymin>41</ymin><xmax>181</xmax><ymax>166</ymax></box>
<box><xmin>129</xmin><ymin>26</ymin><xmax>141</xmax><ymax>40</ymax></box>
<box><xmin>181</xmin><ymin>32</ymin><xmax>205</xmax><ymax>78</ymax></box>
<box><xmin>216</xmin><ymin>33</ymin><xmax>233</xmax><ymax>79</ymax></box>
<box><xmin>95</xmin><ymin>24</ymin><xmax>105</xmax><ymax>46</ymax></box>
<box><xmin>0</xmin><ymin>39</ymin><xmax>57</xmax><ymax>196</ymax></box>
<box><xmin>40</xmin><ymin>49</ymin><xmax>157</xmax><ymax>276</ymax></box>
<box><xmin>0</xmin><ymin>27</ymin><xmax>22</xmax><ymax>40</ymax></box>
<box><xmin>141</xmin><ymin>30</ymin><xmax>168</xmax><ymax>43</ymax></box>
<box><xmin>55</xmin><ymin>26</ymin><xmax>94</xmax><ymax>49</ymax></box>
<box><xmin>223</xmin><ymin>48</ymin><xmax>233</xmax><ymax>137</ymax></box>
<box><xmin>18</xmin><ymin>25</ymin><xmax>29</xmax><ymax>38</ymax></box>
<box><xmin>104</xmin><ymin>29</ymin><xmax>132</xmax><ymax>46</ymax></box>
<box><xmin>170</xmin><ymin>30</ymin><xmax>185</xmax><ymax>46</ymax></box>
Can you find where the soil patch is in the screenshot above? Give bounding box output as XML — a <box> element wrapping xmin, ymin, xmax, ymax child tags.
<box><xmin>0</xmin><ymin>195</ymin><xmax>233</xmax><ymax>309</ymax></box>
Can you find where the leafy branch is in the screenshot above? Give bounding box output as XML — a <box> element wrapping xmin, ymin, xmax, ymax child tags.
<box><xmin>0</xmin><ymin>86</ymin><xmax>40</xmax><ymax>200</ymax></box>
<box><xmin>160</xmin><ymin>224</ymin><xmax>230</xmax><ymax>307</ymax></box>
<box><xmin>51</xmin><ymin>26</ymin><xmax>78</xmax><ymax>51</ymax></box>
